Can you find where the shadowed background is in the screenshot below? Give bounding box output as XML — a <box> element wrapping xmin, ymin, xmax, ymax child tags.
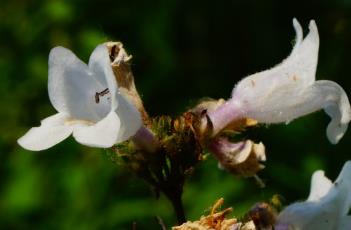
<box><xmin>0</xmin><ymin>0</ymin><xmax>350</xmax><ymax>229</ymax></box>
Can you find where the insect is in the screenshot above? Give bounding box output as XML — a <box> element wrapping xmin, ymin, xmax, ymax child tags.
<box><xmin>95</xmin><ymin>88</ymin><xmax>110</xmax><ymax>103</ymax></box>
<box><xmin>247</xmin><ymin>202</ymin><xmax>277</xmax><ymax>230</ymax></box>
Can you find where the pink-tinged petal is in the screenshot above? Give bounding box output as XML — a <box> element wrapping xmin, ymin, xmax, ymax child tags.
<box><xmin>48</xmin><ymin>47</ymin><xmax>110</xmax><ymax>122</ymax></box>
<box><xmin>17</xmin><ymin>113</ymin><xmax>72</xmax><ymax>151</ymax></box>
<box><xmin>89</xmin><ymin>45</ymin><xmax>119</xmax><ymax>110</ymax></box>
<box><xmin>72</xmin><ymin>111</ymin><xmax>121</xmax><ymax>148</ymax></box>
<box><xmin>209</xmin><ymin>138</ymin><xmax>266</xmax><ymax>177</ymax></box>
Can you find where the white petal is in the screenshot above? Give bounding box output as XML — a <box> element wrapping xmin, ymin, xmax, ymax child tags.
<box><xmin>296</xmin><ymin>80</ymin><xmax>350</xmax><ymax>144</ymax></box>
<box><xmin>89</xmin><ymin>45</ymin><xmax>119</xmax><ymax>110</ymax></box>
<box><xmin>48</xmin><ymin>46</ymin><xmax>110</xmax><ymax>122</ymax></box>
<box><xmin>72</xmin><ymin>111</ymin><xmax>121</xmax><ymax>148</ymax></box>
<box><xmin>339</xmin><ymin>217</ymin><xmax>351</xmax><ymax>230</ymax></box>
<box><xmin>333</xmin><ymin>161</ymin><xmax>351</xmax><ymax>215</ymax></box>
<box><xmin>276</xmin><ymin>161</ymin><xmax>351</xmax><ymax>230</ymax></box>
<box><xmin>307</xmin><ymin>170</ymin><xmax>333</xmax><ymax>202</ymax></box>
<box><xmin>237</xmin><ymin>80</ymin><xmax>350</xmax><ymax>143</ymax></box>
<box><xmin>17</xmin><ymin>113</ymin><xmax>72</xmax><ymax>151</ymax></box>
<box><xmin>230</xmin><ymin>20</ymin><xmax>350</xmax><ymax>143</ymax></box>
<box><xmin>291</xmin><ymin>18</ymin><xmax>303</xmax><ymax>53</ymax></box>
<box><xmin>114</xmin><ymin>95</ymin><xmax>142</xmax><ymax>142</ymax></box>
<box><xmin>232</xmin><ymin>19</ymin><xmax>319</xmax><ymax>109</ymax></box>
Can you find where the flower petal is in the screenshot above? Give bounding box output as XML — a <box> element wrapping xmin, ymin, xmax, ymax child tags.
<box><xmin>316</xmin><ymin>80</ymin><xmax>351</xmax><ymax>144</ymax></box>
<box><xmin>228</xmin><ymin>19</ymin><xmax>350</xmax><ymax>143</ymax></box>
<box><xmin>333</xmin><ymin>161</ymin><xmax>351</xmax><ymax>215</ymax></box>
<box><xmin>89</xmin><ymin>44</ymin><xmax>119</xmax><ymax>110</ymax></box>
<box><xmin>290</xmin><ymin>18</ymin><xmax>303</xmax><ymax>55</ymax></box>
<box><xmin>114</xmin><ymin>95</ymin><xmax>142</xmax><ymax>142</ymax></box>
<box><xmin>307</xmin><ymin>170</ymin><xmax>333</xmax><ymax>202</ymax></box>
<box><xmin>288</xmin><ymin>80</ymin><xmax>351</xmax><ymax>144</ymax></box>
<box><xmin>48</xmin><ymin>46</ymin><xmax>110</xmax><ymax>122</ymax></box>
<box><xmin>17</xmin><ymin>113</ymin><xmax>72</xmax><ymax>151</ymax></box>
<box><xmin>231</xmin><ymin>20</ymin><xmax>319</xmax><ymax>113</ymax></box>
<box><xmin>276</xmin><ymin>161</ymin><xmax>351</xmax><ymax>230</ymax></box>
<box><xmin>339</xmin><ymin>217</ymin><xmax>351</xmax><ymax>230</ymax></box>
<box><xmin>209</xmin><ymin>138</ymin><xmax>266</xmax><ymax>177</ymax></box>
<box><xmin>72</xmin><ymin>111</ymin><xmax>121</xmax><ymax>148</ymax></box>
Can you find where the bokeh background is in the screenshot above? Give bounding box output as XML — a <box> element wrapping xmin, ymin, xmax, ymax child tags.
<box><xmin>1</xmin><ymin>0</ymin><xmax>351</xmax><ymax>229</ymax></box>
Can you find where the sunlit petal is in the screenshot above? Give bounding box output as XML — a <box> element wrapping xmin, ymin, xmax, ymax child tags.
<box><xmin>48</xmin><ymin>46</ymin><xmax>111</xmax><ymax>121</ymax></box>
<box><xmin>206</xmin><ymin>19</ymin><xmax>351</xmax><ymax>143</ymax></box>
<box><xmin>89</xmin><ymin>45</ymin><xmax>119</xmax><ymax>110</ymax></box>
<box><xmin>231</xmin><ymin>20</ymin><xmax>319</xmax><ymax>121</ymax></box>
<box><xmin>17</xmin><ymin>113</ymin><xmax>72</xmax><ymax>151</ymax></box>
<box><xmin>72</xmin><ymin>111</ymin><xmax>121</xmax><ymax>148</ymax></box>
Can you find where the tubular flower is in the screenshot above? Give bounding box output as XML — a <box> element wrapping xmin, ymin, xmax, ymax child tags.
<box><xmin>208</xmin><ymin>138</ymin><xmax>266</xmax><ymax>177</ymax></box>
<box><xmin>208</xmin><ymin>19</ymin><xmax>351</xmax><ymax>144</ymax></box>
<box><xmin>18</xmin><ymin>45</ymin><xmax>141</xmax><ymax>151</ymax></box>
<box><xmin>275</xmin><ymin>161</ymin><xmax>351</xmax><ymax>230</ymax></box>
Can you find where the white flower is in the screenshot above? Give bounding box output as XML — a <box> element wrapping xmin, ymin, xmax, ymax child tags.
<box><xmin>18</xmin><ymin>44</ymin><xmax>142</xmax><ymax>151</ymax></box>
<box><xmin>208</xmin><ymin>19</ymin><xmax>351</xmax><ymax>144</ymax></box>
<box><xmin>275</xmin><ymin>161</ymin><xmax>351</xmax><ymax>230</ymax></box>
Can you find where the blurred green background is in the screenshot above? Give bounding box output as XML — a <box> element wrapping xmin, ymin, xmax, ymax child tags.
<box><xmin>1</xmin><ymin>0</ymin><xmax>351</xmax><ymax>229</ymax></box>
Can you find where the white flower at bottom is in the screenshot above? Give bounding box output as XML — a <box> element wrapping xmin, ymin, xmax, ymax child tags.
<box><xmin>275</xmin><ymin>161</ymin><xmax>351</xmax><ymax>230</ymax></box>
<box><xmin>208</xmin><ymin>19</ymin><xmax>351</xmax><ymax>144</ymax></box>
<box><xmin>18</xmin><ymin>44</ymin><xmax>142</xmax><ymax>150</ymax></box>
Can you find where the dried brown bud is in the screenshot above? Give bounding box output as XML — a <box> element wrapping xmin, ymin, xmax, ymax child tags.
<box><xmin>105</xmin><ymin>41</ymin><xmax>149</xmax><ymax>124</ymax></box>
<box><xmin>172</xmin><ymin>198</ymin><xmax>238</xmax><ymax>230</ymax></box>
<box><xmin>209</xmin><ymin>138</ymin><xmax>266</xmax><ymax>177</ymax></box>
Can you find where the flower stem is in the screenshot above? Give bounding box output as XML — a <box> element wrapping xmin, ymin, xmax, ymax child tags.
<box><xmin>164</xmin><ymin>187</ymin><xmax>186</xmax><ymax>224</ymax></box>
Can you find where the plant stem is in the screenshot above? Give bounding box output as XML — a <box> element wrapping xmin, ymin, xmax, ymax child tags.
<box><xmin>164</xmin><ymin>189</ymin><xmax>186</xmax><ymax>224</ymax></box>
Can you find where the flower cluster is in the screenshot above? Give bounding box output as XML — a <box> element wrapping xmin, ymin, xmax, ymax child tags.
<box><xmin>17</xmin><ymin>18</ymin><xmax>351</xmax><ymax>229</ymax></box>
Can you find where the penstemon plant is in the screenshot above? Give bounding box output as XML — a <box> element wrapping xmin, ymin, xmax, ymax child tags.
<box><xmin>18</xmin><ymin>19</ymin><xmax>351</xmax><ymax>230</ymax></box>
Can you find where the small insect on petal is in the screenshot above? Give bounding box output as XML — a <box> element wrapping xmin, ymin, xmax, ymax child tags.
<box><xmin>95</xmin><ymin>88</ymin><xmax>110</xmax><ymax>104</ymax></box>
